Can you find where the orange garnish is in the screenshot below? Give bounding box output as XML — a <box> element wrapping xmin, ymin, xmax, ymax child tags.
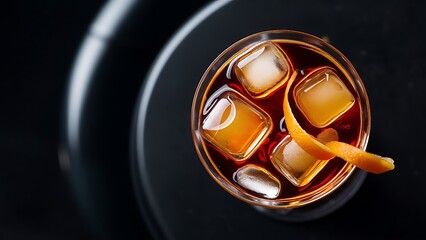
<box><xmin>283</xmin><ymin>71</ymin><xmax>395</xmax><ymax>174</ymax></box>
<box><xmin>326</xmin><ymin>141</ymin><xmax>394</xmax><ymax>174</ymax></box>
<box><xmin>283</xmin><ymin>72</ymin><xmax>335</xmax><ymax>160</ymax></box>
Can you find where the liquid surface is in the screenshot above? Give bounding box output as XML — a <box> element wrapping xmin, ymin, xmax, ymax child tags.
<box><xmin>199</xmin><ymin>40</ymin><xmax>361</xmax><ymax>199</ymax></box>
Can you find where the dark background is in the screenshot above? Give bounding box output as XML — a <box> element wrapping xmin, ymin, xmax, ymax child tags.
<box><xmin>3</xmin><ymin>1</ymin><xmax>106</xmax><ymax>239</ymax></box>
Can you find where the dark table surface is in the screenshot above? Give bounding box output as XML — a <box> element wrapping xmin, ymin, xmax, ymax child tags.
<box><xmin>4</xmin><ymin>0</ymin><xmax>426</xmax><ymax>239</ymax></box>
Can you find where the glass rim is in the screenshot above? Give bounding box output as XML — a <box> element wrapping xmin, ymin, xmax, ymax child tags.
<box><xmin>191</xmin><ymin>29</ymin><xmax>371</xmax><ymax>208</ymax></box>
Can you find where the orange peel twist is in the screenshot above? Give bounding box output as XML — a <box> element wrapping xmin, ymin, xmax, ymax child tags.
<box><xmin>283</xmin><ymin>71</ymin><xmax>395</xmax><ymax>174</ymax></box>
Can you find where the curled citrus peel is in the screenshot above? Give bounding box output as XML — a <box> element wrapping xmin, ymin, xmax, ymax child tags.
<box><xmin>283</xmin><ymin>71</ymin><xmax>395</xmax><ymax>174</ymax></box>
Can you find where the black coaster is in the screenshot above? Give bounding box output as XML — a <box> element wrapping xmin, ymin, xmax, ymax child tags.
<box><xmin>132</xmin><ymin>0</ymin><xmax>425</xmax><ymax>239</ymax></box>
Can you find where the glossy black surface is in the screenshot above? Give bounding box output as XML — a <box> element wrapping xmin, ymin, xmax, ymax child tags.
<box><xmin>132</xmin><ymin>0</ymin><xmax>426</xmax><ymax>239</ymax></box>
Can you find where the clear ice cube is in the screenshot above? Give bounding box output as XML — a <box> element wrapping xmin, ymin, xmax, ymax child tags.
<box><xmin>234</xmin><ymin>42</ymin><xmax>292</xmax><ymax>98</ymax></box>
<box><xmin>271</xmin><ymin>128</ymin><xmax>339</xmax><ymax>187</ymax></box>
<box><xmin>233</xmin><ymin>164</ymin><xmax>281</xmax><ymax>199</ymax></box>
<box><xmin>201</xmin><ymin>90</ymin><xmax>272</xmax><ymax>161</ymax></box>
<box><xmin>294</xmin><ymin>68</ymin><xmax>355</xmax><ymax>127</ymax></box>
<box><xmin>283</xmin><ymin>139</ymin><xmax>317</xmax><ymax>173</ymax></box>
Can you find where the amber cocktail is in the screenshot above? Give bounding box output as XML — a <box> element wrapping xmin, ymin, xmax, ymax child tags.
<box><xmin>191</xmin><ymin>30</ymin><xmax>394</xmax><ymax>220</ymax></box>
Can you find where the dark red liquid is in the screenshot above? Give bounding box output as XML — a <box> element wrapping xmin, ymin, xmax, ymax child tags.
<box><xmin>201</xmin><ymin>40</ymin><xmax>361</xmax><ymax>199</ymax></box>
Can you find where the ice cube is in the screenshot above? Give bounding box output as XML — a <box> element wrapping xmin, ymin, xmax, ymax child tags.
<box><xmin>234</xmin><ymin>42</ymin><xmax>292</xmax><ymax>98</ymax></box>
<box><xmin>283</xmin><ymin>139</ymin><xmax>317</xmax><ymax>174</ymax></box>
<box><xmin>294</xmin><ymin>68</ymin><xmax>355</xmax><ymax>127</ymax></box>
<box><xmin>233</xmin><ymin>164</ymin><xmax>280</xmax><ymax>199</ymax></box>
<box><xmin>271</xmin><ymin>136</ymin><xmax>321</xmax><ymax>187</ymax></box>
<box><xmin>271</xmin><ymin>128</ymin><xmax>338</xmax><ymax>187</ymax></box>
<box><xmin>201</xmin><ymin>90</ymin><xmax>272</xmax><ymax>161</ymax></box>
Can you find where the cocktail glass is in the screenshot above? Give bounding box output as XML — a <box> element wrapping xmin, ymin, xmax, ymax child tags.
<box><xmin>191</xmin><ymin>30</ymin><xmax>370</xmax><ymax>221</ymax></box>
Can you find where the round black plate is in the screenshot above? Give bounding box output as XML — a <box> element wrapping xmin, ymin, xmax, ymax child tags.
<box><xmin>132</xmin><ymin>0</ymin><xmax>426</xmax><ymax>239</ymax></box>
<box><xmin>61</xmin><ymin>0</ymin><xmax>209</xmax><ymax>239</ymax></box>
<box><xmin>63</xmin><ymin>0</ymin><xmax>426</xmax><ymax>239</ymax></box>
